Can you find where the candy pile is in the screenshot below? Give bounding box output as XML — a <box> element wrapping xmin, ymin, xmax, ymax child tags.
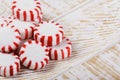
<box><xmin>0</xmin><ymin>0</ymin><xmax>72</xmax><ymax>77</ymax></box>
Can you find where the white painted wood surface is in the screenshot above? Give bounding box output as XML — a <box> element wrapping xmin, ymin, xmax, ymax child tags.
<box><xmin>1</xmin><ymin>0</ymin><xmax>120</xmax><ymax>80</ymax></box>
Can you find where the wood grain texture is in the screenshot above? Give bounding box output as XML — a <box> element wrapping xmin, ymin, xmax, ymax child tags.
<box><xmin>1</xmin><ymin>0</ymin><xmax>120</xmax><ymax>80</ymax></box>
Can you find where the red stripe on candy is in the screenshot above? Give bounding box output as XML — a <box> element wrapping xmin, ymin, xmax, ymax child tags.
<box><xmin>23</xmin><ymin>11</ymin><xmax>27</xmax><ymax>21</ymax></box>
<box><xmin>12</xmin><ymin>6</ymin><xmax>16</xmax><ymax>15</ymax></box>
<box><xmin>54</xmin><ymin>50</ymin><xmax>58</xmax><ymax>60</ymax></box>
<box><xmin>36</xmin><ymin>6</ymin><xmax>41</xmax><ymax>10</ymax></box>
<box><xmin>13</xmin><ymin>42</ymin><xmax>19</xmax><ymax>48</ymax></box>
<box><xmin>19</xmin><ymin>50</ymin><xmax>24</xmax><ymax>55</ymax></box>
<box><xmin>2</xmin><ymin>46</ymin><xmax>5</xmax><ymax>52</ymax></box>
<box><xmin>61</xmin><ymin>49</ymin><xmax>64</xmax><ymax>59</ymax></box>
<box><xmin>56</xmin><ymin>34</ymin><xmax>60</xmax><ymax>45</ymax></box>
<box><xmin>35</xmin><ymin>33</ymin><xmax>39</xmax><ymax>40</ymax></box>
<box><xmin>10</xmin><ymin>65</ymin><xmax>13</xmax><ymax>76</ymax></box>
<box><xmin>34</xmin><ymin>62</ymin><xmax>38</xmax><ymax>70</ymax></box>
<box><xmin>8</xmin><ymin>45</ymin><xmax>12</xmax><ymax>52</ymax></box>
<box><xmin>22</xmin><ymin>57</ymin><xmax>27</xmax><ymax>63</ymax></box>
<box><xmin>28</xmin><ymin>40</ymin><xmax>32</xmax><ymax>44</ymax></box>
<box><xmin>41</xmin><ymin>61</ymin><xmax>44</xmax><ymax>69</ymax></box>
<box><xmin>27</xmin><ymin>60</ymin><xmax>32</xmax><ymax>68</ymax></box>
<box><xmin>47</xmin><ymin>36</ymin><xmax>52</xmax><ymax>46</ymax></box>
<box><xmin>66</xmin><ymin>47</ymin><xmax>71</xmax><ymax>57</ymax></box>
<box><xmin>25</xmin><ymin>29</ymin><xmax>28</xmax><ymax>39</ymax></box>
<box><xmin>40</xmin><ymin>36</ymin><xmax>45</xmax><ymax>46</ymax></box>
<box><xmin>13</xmin><ymin>1</ymin><xmax>16</xmax><ymax>4</ymax></box>
<box><xmin>35</xmin><ymin>8</ymin><xmax>40</xmax><ymax>19</ymax></box>
<box><xmin>15</xmin><ymin>62</ymin><xmax>19</xmax><ymax>72</ymax></box>
<box><xmin>22</xmin><ymin>44</ymin><xmax>26</xmax><ymax>48</ymax></box>
<box><xmin>4</xmin><ymin>67</ymin><xmax>6</xmax><ymax>77</ymax></box>
<box><xmin>44</xmin><ymin>58</ymin><xmax>48</xmax><ymax>64</ymax></box>
<box><xmin>16</xmin><ymin>36</ymin><xmax>21</xmax><ymax>41</ymax></box>
<box><xmin>59</xmin><ymin>30</ymin><xmax>64</xmax><ymax>38</ymax></box>
<box><xmin>30</xmin><ymin>11</ymin><xmax>34</xmax><ymax>21</ymax></box>
<box><xmin>49</xmin><ymin>48</ymin><xmax>52</xmax><ymax>59</ymax></box>
<box><xmin>16</xmin><ymin>9</ymin><xmax>20</xmax><ymax>19</ymax></box>
<box><xmin>36</xmin><ymin>2</ymin><xmax>40</xmax><ymax>5</ymax></box>
<box><xmin>15</xmin><ymin>29</ymin><xmax>20</xmax><ymax>35</ymax></box>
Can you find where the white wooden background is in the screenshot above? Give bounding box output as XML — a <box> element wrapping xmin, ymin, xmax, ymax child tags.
<box><xmin>0</xmin><ymin>0</ymin><xmax>120</xmax><ymax>80</ymax></box>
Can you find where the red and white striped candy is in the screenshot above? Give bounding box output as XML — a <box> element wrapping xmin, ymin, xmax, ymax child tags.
<box><xmin>0</xmin><ymin>53</ymin><xmax>20</xmax><ymax>77</ymax></box>
<box><xmin>0</xmin><ymin>25</ymin><xmax>21</xmax><ymax>53</ymax></box>
<box><xmin>0</xmin><ymin>16</ymin><xmax>8</xmax><ymax>27</ymax></box>
<box><xmin>34</xmin><ymin>21</ymin><xmax>64</xmax><ymax>46</ymax></box>
<box><xmin>4</xmin><ymin>16</ymin><xmax>16</xmax><ymax>25</ymax></box>
<box><xmin>19</xmin><ymin>40</ymin><xmax>49</xmax><ymax>70</ymax></box>
<box><xmin>14</xmin><ymin>38</ymin><xmax>33</xmax><ymax>55</ymax></box>
<box><xmin>14</xmin><ymin>39</ymin><xmax>29</xmax><ymax>55</ymax></box>
<box><xmin>49</xmin><ymin>38</ymin><xmax>72</xmax><ymax>60</ymax></box>
<box><xmin>0</xmin><ymin>16</ymin><xmax>17</xmax><ymax>27</ymax></box>
<box><xmin>12</xmin><ymin>0</ymin><xmax>42</xmax><ymax>22</ymax></box>
<box><xmin>8</xmin><ymin>18</ymin><xmax>34</xmax><ymax>39</ymax></box>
